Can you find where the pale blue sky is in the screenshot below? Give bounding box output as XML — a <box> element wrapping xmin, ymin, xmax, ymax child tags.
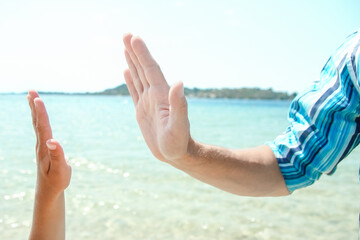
<box><xmin>0</xmin><ymin>0</ymin><xmax>359</xmax><ymax>93</ymax></box>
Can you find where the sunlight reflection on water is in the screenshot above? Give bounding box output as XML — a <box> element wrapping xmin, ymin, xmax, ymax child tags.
<box><xmin>0</xmin><ymin>95</ymin><xmax>359</xmax><ymax>239</ymax></box>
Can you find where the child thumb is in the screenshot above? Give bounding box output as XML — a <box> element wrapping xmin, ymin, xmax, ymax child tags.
<box><xmin>46</xmin><ymin>139</ymin><xmax>66</xmax><ymax>165</ymax></box>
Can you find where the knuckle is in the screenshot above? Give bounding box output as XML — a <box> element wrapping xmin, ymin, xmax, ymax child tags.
<box><xmin>49</xmin><ymin>151</ymin><xmax>59</xmax><ymax>159</ymax></box>
<box><xmin>145</xmin><ymin>63</ymin><xmax>159</xmax><ymax>73</ymax></box>
<box><xmin>35</xmin><ymin>123</ymin><xmax>50</xmax><ymax>135</ymax></box>
<box><xmin>35</xmin><ymin>122</ymin><xmax>43</xmax><ymax>131</ymax></box>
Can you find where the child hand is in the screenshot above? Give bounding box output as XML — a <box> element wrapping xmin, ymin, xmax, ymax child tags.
<box><xmin>27</xmin><ymin>90</ymin><xmax>71</xmax><ymax>196</ymax></box>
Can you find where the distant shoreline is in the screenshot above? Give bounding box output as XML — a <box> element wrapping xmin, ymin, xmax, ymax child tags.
<box><xmin>2</xmin><ymin>84</ymin><xmax>297</xmax><ymax>100</ymax></box>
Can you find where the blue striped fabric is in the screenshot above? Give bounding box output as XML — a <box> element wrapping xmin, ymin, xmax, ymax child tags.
<box><xmin>268</xmin><ymin>29</ymin><xmax>360</xmax><ymax>193</ymax></box>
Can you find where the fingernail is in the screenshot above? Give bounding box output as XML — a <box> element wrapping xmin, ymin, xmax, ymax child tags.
<box><xmin>33</xmin><ymin>98</ymin><xmax>39</xmax><ymax>107</ymax></box>
<box><xmin>46</xmin><ymin>140</ymin><xmax>57</xmax><ymax>150</ymax></box>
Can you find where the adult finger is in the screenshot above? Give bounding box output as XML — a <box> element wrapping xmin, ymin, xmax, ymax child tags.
<box><xmin>124</xmin><ymin>69</ymin><xmax>139</xmax><ymax>105</ymax></box>
<box><xmin>123</xmin><ymin>33</ymin><xmax>148</xmax><ymax>93</ymax></box>
<box><xmin>124</xmin><ymin>33</ymin><xmax>149</xmax><ymax>89</ymax></box>
<box><xmin>131</xmin><ymin>36</ymin><xmax>167</xmax><ymax>86</ymax></box>
<box><xmin>124</xmin><ymin>49</ymin><xmax>144</xmax><ymax>95</ymax></box>
<box><xmin>169</xmin><ymin>81</ymin><xmax>188</xmax><ymax>123</ymax></box>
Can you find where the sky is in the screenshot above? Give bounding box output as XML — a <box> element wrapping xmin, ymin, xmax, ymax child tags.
<box><xmin>0</xmin><ymin>0</ymin><xmax>359</xmax><ymax>93</ymax></box>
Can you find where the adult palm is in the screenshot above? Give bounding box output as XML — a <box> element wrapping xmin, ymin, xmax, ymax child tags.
<box><xmin>123</xmin><ymin>34</ymin><xmax>191</xmax><ymax>164</ymax></box>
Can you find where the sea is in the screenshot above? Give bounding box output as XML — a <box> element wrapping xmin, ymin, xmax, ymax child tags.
<box><xmin>0</xmin><ymin>94</ymin><xmax>359</xmax><ymax>240</ymax></box>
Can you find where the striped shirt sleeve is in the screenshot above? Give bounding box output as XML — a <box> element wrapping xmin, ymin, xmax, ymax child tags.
<box><xmin>267</xmin><ymin>30</ymin><xmax>360</xmax><ymax>193</ymax></box>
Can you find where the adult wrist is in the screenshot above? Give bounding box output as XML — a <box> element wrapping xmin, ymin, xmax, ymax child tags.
<box><xmin>170</xmin><ymin>137</ymin><xmax>207</xmax><ymax>172</ymax></box>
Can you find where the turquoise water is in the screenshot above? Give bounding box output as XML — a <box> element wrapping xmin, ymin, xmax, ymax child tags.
<box><xmin>0</xmin><ymin>94</ymin><xmax>359</xmax><ymax>240</ymax></box>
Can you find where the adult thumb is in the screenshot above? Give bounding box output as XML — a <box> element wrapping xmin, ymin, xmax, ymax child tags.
<box><xmin>46</xmin><ymin>139</ymin><xmax>66</xmax><ymax>165</ymax></box>
<box><xmin>169</xmin><ymin>81</ymin><xmax>188</xmax><ymax>122</ymax></box>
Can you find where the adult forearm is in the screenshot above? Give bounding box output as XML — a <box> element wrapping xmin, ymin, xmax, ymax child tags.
<box><xmin>171</xmin><ymin>139</ymin><xmax>290</xmax><ymax>197</ymax></box>
<box><xmin>29</xmin><ymin>191</ymin><xmax>66</xmax><ymax>240</ymax></box>
<box><xmin>122</xmin><ymin>34</ymin><xmax>289</xmax><ymax>197</ymax></box>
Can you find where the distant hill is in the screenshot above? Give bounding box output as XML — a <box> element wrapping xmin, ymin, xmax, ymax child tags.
<box><xmin>15</xmin><ymin>84</ymin><xmax>295</xmax><ymax>100</ymax></box>
<box><xmin>95</xmin><ymin>84</ymin><xmax>296</xmax><ymax>100</ymax></box>
<box><xmin>94</xmin><ymin>84</ymin><xmax>130</xmax><ymax>95</ymax></box>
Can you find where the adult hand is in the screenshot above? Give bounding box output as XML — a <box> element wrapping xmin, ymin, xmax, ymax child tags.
<box><xmin>123</xmin><ymin>34</ymin><xmax>193</xmax><ymax>165</ymax></box>
<box><xmin>122</xmin><ymin>35</ymin><xmax>289</xmax><ymax>197</ymax></box>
